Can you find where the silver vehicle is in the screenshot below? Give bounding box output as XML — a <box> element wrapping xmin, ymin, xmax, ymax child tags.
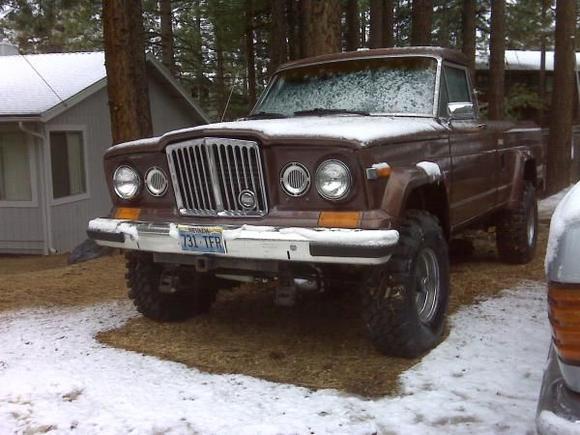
<box><xmin>537</xmin><ymin>183</ymin><xmax>580</xmax><ymax>433</ymax></box>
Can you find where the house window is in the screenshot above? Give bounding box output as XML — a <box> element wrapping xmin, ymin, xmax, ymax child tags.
<box><xmin>50</xmin><ymin>131</ymin><xmax>87</xmax><ymax>199</ymax></box>
<box><xmin>0</xmin><ymin>132</ymin><xmax>32</xmax><ymax>201</ymax></box>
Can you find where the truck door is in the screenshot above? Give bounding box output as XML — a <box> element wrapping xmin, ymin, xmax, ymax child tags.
<box><xmin>441</xmin><ymin>64</ymin><xmax>498</xmax><ymax>227</ymax></box>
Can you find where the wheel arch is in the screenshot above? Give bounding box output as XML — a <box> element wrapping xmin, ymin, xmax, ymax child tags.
<box><xmin>382</xmin><ymin>167</ymin><xmax>451</xmax><ymax>240</ymax></box>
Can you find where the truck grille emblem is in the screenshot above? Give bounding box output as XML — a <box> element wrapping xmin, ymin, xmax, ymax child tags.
<box><xmin>238</xmin><ymin>190</ymin><xmax>257</xmax><ymax>209</ymax></box>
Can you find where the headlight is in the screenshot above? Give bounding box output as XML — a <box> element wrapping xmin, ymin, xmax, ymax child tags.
<box><xmin>113</xmin><ymin>165</ymin><xmax>141</xmax><ymax>200</ymax></box>
<box><xmin>145</xmin><ymin>167</ymin><xmax>168</xmax><ymax>197</ymax></box>
<box><xmin>315</xmin><ymin>159</ymin><xmax>352</xmax><ymax>200</ymax></box>
<box><xmin>281</xmin><ymin>162</ymin><xmax>310</xmax><ymax>197</ymax></box>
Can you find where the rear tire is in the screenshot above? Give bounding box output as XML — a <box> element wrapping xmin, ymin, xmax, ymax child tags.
<box><xmin>361</xmin><ymin>211</ymin><xmax>450</xmax><ymax>358</ymax></box>
<box><xmin>496</xmin><ymin>181</ymin><xmax>538</xmax><ymax>264</ymax></box>
<box><xmin>126</xmin><ymin>253</ymin><xmax>217</xmax><ymax>322</ymax></box>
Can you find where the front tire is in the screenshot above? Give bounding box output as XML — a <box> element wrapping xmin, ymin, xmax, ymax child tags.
<box><xmin>496</xmin><ymin>181</ymin><xmax>538</xmax><ymax>264</ymax></box>
<box><xmin>126</xmin><ymin>253</ymin><xmax>216</xmax><ymax>322</ymax></box>
<box><xmin>361</xmin><ymin>211</ymin><xmax>450</xmax><ymax>358</ymax></box>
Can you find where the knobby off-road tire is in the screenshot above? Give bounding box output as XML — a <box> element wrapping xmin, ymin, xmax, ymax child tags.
<box><xmin>125</xmin><ymin>253</ymin><xmax>217</xmax><ymax>322</ymax></box>
<box><xmin>361</xmin><ymin>211</ymin><xmax>450</xmax><ymax>358</ymax></box>
<box><xmin>496</xmin><ymin>181</ymin><xmax>538</xmax><ymax>264</ymax></box>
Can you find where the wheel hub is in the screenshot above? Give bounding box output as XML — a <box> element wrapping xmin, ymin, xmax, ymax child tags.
<box><xmin>415</xmin><ymin>247</ymin><xmax>440</xmax><ymax>324</ymax></box>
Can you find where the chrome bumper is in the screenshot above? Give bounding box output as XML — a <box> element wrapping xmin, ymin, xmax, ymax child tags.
<box><xmin>536</xmin><ymin>345</ymin><xmax>580</xmax><ymax>434</ymax></box>
<box><xmin>87</xmin><ymin>218</ymin><xmax>399</xmax><ymax>265</ymax></box>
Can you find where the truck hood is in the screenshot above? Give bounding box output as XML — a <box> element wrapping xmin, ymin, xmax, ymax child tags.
<box><xmin>171</xmin><ymin>116</ymin><xmax>444</xmax><ymax>145</ymax></box>
<box><xmin>108</xmin><ymin>115</ymin><xmax>446</xmax><ymax>156</ymax></box>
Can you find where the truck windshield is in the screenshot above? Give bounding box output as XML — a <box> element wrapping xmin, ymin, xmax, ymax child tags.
<box><xmin>254</xmin><ymin>57</ymin><xmax>438</xmax><ymax>117</ymax></box>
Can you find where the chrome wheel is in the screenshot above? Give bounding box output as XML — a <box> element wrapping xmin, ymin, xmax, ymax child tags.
<box><xmin>415</xmin><ymin>248</ymin><xmax>440</xmax><ymax>324</ymax></box>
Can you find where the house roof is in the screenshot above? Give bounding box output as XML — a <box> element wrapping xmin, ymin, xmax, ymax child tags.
<box><xmin>476</xmin><ymin>50</ymin><xmax>580</xmax><ymax>71</ymax></box>
<box><xmin>0</xmin><ymin>51</ymin><xmax>210</xmax><ymax>123</ymax></box>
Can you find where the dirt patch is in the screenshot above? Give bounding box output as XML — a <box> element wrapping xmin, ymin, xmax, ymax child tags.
<box><xmin>0</xmin><ymin>254</ymin><xmax>69</xmax><ymax>275</ymax></box>
<box><xmin>98</xmin><ymin>223</ymin><xmax>549</xmax><ymax>397</ymax></box>
<box><xmin>0</xmin><ymin>254</ymin><xmax>126</xmax><ymax>312</ymax></box>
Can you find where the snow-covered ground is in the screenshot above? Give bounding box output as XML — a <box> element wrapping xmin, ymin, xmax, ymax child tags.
<box><xmin>0</xmin><ymin>284</ymin><xmax>550</xmax><ymax>435</ymax></box>
<box><xmin>0</xmin><ymin>188</ymin><xmax>573</xmax><ymax>435</ymax></box>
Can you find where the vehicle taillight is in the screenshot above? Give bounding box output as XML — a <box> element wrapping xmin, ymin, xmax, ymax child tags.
<box><xmin>548</xmin><ymin>283</ymin><xmax>580</xmax><ymax>364</ymax></box>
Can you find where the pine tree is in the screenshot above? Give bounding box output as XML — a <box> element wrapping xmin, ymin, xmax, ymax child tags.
<box><xmin>547</xmin><ymin>0</ymin><xmax>577</xmax><ymax>192</ymax></box>
<box><xmin>488</xmin><ymin>0</ymin><xmax>505</xmax><ymax>120</ymax></box>
<box><xmin>462</xmin><ymin>0</ymin><xmax>476</xmax><ymax>73</ymax></box>
<box><xmin>369</xmin><ymin>0</ymin><xmax>383</xmax><ymax>48</ymax></box>
<box><xmin>411</xmin><ymin>0</ymin><xmax>433</xmax><ymax>45</ymax></box>
<box><xmin>103</xmin><ymin>0</ymin><xmax>153</xmax><ymax>143</ymax></box>
<box><xmin>303</xmin><ymin>0</ymin><xmax>341</xmax><ymax>57</ymax></box>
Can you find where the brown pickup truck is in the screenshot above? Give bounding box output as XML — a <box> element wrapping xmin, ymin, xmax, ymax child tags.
<box><xmin>88</xmin><ymin>47</ymin><xmax>545</xmax><ymax>357</ymax></box>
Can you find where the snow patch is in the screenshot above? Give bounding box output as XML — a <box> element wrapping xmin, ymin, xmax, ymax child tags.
<box><xmin>0</xmin><ymin>282</ymin><xmax>550</xmax><ymax>434</ymax></box>
<box><xmin>416</xmin><ymin>161</ymin><xmax>442</xmax><ymax>181</ymax></box>
<box><xmin>88</xmin><ymin>219</ymin><xmax>138</xmax><ymax>241</ymax></box>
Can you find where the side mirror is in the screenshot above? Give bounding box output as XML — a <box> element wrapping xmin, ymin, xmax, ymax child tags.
<box><xmin>447</xmin><ymin>102</ymin><xmax>475</xmax><ymax>120</ymax></box>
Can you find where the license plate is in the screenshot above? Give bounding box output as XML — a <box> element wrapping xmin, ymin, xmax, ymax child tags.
<box><xmin>178</xmin><ymin>227</ymin><xmax>226</xmax><ymax>254</ymax></box>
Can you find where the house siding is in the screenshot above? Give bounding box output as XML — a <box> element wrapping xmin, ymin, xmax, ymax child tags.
<box><xmin>45</xmin><ymin>74</ymin><xmax>204</xmax><ymax>253</ymax></box>
<box><xmin>148</xmin><ymin>74</ymin><xmax>203</xmax><ymax>135</ymax></box>
<box><xmin>0</xmin><ymin>125</ymin><xmax>45</xmax><ymax>254</ymax></box>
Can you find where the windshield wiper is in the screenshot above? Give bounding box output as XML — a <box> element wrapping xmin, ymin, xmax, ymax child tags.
<box><xmin>244</xmin><ymin>111</ymin><xmax>288</xmax><ymax>120</ymax></box>
<box><xmin>293</xmin><ymin>108</ymin><xmax>370</xmax><ymax>117</ymax></box>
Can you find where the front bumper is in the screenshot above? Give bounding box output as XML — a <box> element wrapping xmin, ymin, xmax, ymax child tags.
<box><xmin>536</xmin><ymin>345</ymin><xmax>580</xmax><ymax>434</ymax></box>
<box><xmin>87</xmin><ymin>218</ymin><xmax>399</xmax><ymax>265</ymax></box>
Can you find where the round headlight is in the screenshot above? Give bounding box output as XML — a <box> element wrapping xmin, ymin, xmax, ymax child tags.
<box><xmin>145</xmin><ymin>167</ymin><xmax>168</xmax><ymax>197</ymax></box>
<box><xmin>113</xmin><ymin>165</ymin><xmax>141</xmax><ymax>200</ymax></box>
<box><xmin>281</xmin><ymin>162</ymin><xmax>310</xmax><ymax>197</ymax></box>
<box><xmin>315</xmin><ymin>159</ymin><xmax>352</xmax><ymax>200</ymax></box>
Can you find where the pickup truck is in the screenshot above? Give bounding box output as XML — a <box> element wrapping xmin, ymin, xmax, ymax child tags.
<box><xmin>88</xmin><ymin>47</ymin><xmax>545</xmax><ymax>358</ymax></box>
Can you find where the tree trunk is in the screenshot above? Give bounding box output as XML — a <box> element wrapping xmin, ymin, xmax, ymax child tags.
<box><xmin>159</xmin><ymin>0</ymin><xmax>176</xmax><ymax>76</ymax></box>
<box><xmin>303</xmin><ymin>0</ymin><xmax>341</xmax><ymax>57</ymax></box>
<box><xmin>461</xmin><ymin>0</ymin><xmax>476</xmax><ymax>75</ymax></box>
<box><xmin>298</xmin><ymin>0</ymin><xmax>309</xmax><ymax>58</ymax></box>
<box><xmin>215</xmin><ymin>38</ymin><xmax>226</xmax><ymax>119</ymax></box>
<box><xmin>488</xmin><ymin>0</ymin><xmax>505</xmax><ymax>120</ymax></box>
<box><xmin>369</xmin><ymin>0</ymin><xmax>383</xmax><ymax>48</ymax></box>
<box><xmin>345</xmin><ymin>0</ymin><xmax>360</xmax><ymax>51</ymax></box>
<box><xmin>287</xmin><ymin>0</ymin><xmax>300</xmax><ymax>60</ymax></box>
<box><xmin>102</xmin><ymin>0</ymin><xmax>153</xmax><ymax>144</ymax></box>
<box><xmin>382</xmin><ymin>0</ymin><xmax>394</xmax><ymax>47</ymax></box>
<box><xmin>410</xmin><ymin>0</ymin><xmax>432</xmax><ymax>46</ymax></box>
<box><xmin>246</xmin><ymin>0</ymin><xmax>257</xmax><ymax>108</ymax></box>
<box><xmin>270</xmin><ymin>0</ymin><xmax>288</xmax><ymax>72</ymax></box>
<box><xmin>547</xmin><ymin>0</ymin><xmax>577</xmax><ymax>192</ymax></box>
<box><xmin>538</xmin><ymin>0</ymin><xmax>549</xmax><ymax>126</ymax></box>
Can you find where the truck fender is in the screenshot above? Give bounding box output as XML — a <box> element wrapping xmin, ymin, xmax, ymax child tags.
<box><xmin>381</xmin><ymin>165</ymin><xmax>450</xmax><ymax>236</ymax></box>
<box><xmin>507</xmin><ymin>150</ymin><xmax>537</xmax><ymax>208</ymax></box>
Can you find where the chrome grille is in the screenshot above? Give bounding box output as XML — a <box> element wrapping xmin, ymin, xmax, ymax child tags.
<box><xmin>166</xmin><ymin>138</ymin><xmax>268</xmax><ymax>217</ymax></box>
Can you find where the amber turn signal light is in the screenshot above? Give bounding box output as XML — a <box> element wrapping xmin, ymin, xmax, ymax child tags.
<box><xmin>114</xmin><ymin>207</ymin><xmax>141</xmax><ymax>220</ymax></box>
<box><xmin>548</xmin><ymin>284</ymin><xmax>580</xmax><ymax>363</ymax></box>
<box><xmin>318</xmin><ymin>211</ymin><xmax>361</xmax><ymax>229</ymax></box>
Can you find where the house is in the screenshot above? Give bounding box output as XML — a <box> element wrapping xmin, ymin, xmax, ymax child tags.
<box><xmin>475</xmin><ymin>50</ymin><xmax>580</xmax><ymax>125</ymax></box>
<box><xmin>0</xmin><ymin>43</ymin><xmax>210</xmax><ymax>255</ymax></box>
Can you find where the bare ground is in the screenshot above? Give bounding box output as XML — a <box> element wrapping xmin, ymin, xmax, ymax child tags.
<box><xmin>0</xmin><ymin>222</ymin><xmax>549</xmax><ymax>398</ymax></box>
